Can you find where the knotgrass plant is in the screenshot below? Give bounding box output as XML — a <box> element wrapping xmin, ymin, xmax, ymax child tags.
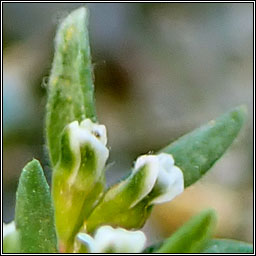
<box><xmin>3</xmin><ymin>7</ymin><xmax>253</xmax><ymax>254</ymax></box>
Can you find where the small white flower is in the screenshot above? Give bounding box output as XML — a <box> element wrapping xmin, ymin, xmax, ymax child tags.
<box><xmin>53</xmin><ymin>119</ymin><xmax>109</xmax><ymax>244</ymax></box>
<box><xmin>131</xmin><ymin>153</ymin><xmax>184</xmax><ymax>207</ymax></box>
<box><xmin>3</xmin><ymin>222</ymin><xmax>15</xmax><ymax>238</ymax></box>
<box><xmin>77</xmin><ymin>226</ymin><xmax>146</xmax><ymax>253</ymax></box>
<box><xmin>80</xmin><ymin>119</ymin><xmax>107</xmax><ymax>146</ymax></box>
<box><xmin>67</xmin><ymin>119</ymin><xmax>109</xmax><ymax>183</ymax></box>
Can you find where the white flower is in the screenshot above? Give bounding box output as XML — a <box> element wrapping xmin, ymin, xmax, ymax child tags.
<box><xmin>131</xmin><ymin>153</ymin><xmax>184</xmax><ymax>207</ymax></box>
<box><xmin>3</xmin><ymin>222</ymin><xmax>16</xmax><ymax>238</ymax></box>
<box><xmin>66</xmin><ymin>119</ymin><xmax>109</xmax><ymax>183</ymax></box>
<box><xmin>52</xmin><ymin>119</ymin><xmax>109</xmax><ymax>244</ymax></box>
<box><xmin>77</xmin><ymin>226</ymin><xmax>146</xmax><ymax>253</ymax></box>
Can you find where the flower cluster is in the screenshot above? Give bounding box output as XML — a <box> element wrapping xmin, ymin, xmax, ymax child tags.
<box><xmin>52</xmin><ymin>118</ymin><xmax>184</xmax><ymax>252</ymax></box>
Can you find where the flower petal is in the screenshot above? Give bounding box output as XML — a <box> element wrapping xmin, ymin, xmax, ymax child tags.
<box><xmin>78</xmin><ymin>226</ymin><xmax>146</xmax><ymax>253</ymax></box>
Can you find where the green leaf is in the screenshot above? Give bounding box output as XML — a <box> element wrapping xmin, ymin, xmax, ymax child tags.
<box><xmin>143</xmin><ymin>234</ymin><xmax>254</xmax><ymax>254</ymax></box>
<box><xmin>156</xmin><ymin>209</ymin><xmax>217</xmax><ymax>253</ymax></box>
<box><xmin>160</xmin><ymin>105</ymin><xmax>247</xmax><ymax>187</ymax></box>
<box><xmin>86</xmin><ymin>164</ymin><xmax>156</xmax><ymax>233</ymax></box>
<box><xmin>86</xmin><ymin>197</ymin><xmax>152</xmax><ymax>234</ymax></box>
<box><xmin>15</xmin><ymin>159</ymin><xmax>58</xmax><ymax>253</ymax></box>
<box><xmin>46</xmin><ymin>7</ymin><xmax>96</xmax><ymax>167</ymax></box>
<box><xmin>203</xmin><ymin>239</ymin><xmax>253</xmax><ymax>253</ymax></box>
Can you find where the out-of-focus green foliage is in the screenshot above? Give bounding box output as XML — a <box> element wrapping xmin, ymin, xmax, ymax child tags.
<box><xmin>203</xmin><ymin>239</ymin><xmax>254</xmax><ymax>253</ymax></box>
<box><xmin>155</xmin><ymin>209</ymin><xmax>217</xmax><ymax>253</ymax></box>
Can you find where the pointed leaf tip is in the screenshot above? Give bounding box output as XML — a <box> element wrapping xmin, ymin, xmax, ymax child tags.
<box><xmin>46</xmin><ymin>6</ymin><xmax>96</xmax><ymax>167</ymax></box>
<box><xmin>156</xmin><ymin>209</ymin><xmax>217</xmax><ymax>253</ymax></box>
<box><xmin>161</xmin><ymin>105</ymin><xmax>247</xmax><ymax>187</ymax></box>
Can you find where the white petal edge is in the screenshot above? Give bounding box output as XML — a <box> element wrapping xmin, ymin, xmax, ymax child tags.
<box><xmin>77</xmin><ymin>232</ymin><xmax>96</xmax><ymax>252</ymax></box>
<box><xmin>129</xmin><ymin>155</ymin><xmax>160</xmax><ymax>208</ymax></box>
<box><xmin>151</xmin><ymin>153</ymin><xmax>184</xmax><ymax>204</ymax></box>
<box><xmin>130</xmin><ymin>153</ymin><xmax>184</xmax><ymax>206</ymax></box>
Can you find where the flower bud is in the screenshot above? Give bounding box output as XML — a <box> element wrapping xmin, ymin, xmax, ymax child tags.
<box><xmin>77</xmin><ymin>226</ymin><xmax>146</xmax><ymax>253</ymax></box>
<box><xmin>134</xmin><ymin>153</ymin><xmax>184</xmax><ymax>205</ymax></box>
<box><xmin>86</xmin><ymin>153</ymin><xmax>184</xmax><ymax>232</ymax></box>
<box><xmin>52</xmin><ymin>119</ymin><xmax>109</xmax><ymax>249</ymax></box>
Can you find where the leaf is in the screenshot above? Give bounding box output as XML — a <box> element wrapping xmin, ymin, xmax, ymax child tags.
<box><xmin>15</xmin><ymin>159</ymin><xmax>58</xmax><ymax>253</ymax></box>
<box><xmin>203</xmin><ymin>239</ymin><xmax>253</xmax><ymax>253</ymax></box>
<box><xmin>160</xmin><ymin>105</ymin><xmax>247</xmax><ymax>187</ymax></box>
<box><xmin>156</xmin><ymin>209</ymin><xmax>217</xmax><ymax>253</ymax></box>
<box><xmin>86</xmin><ymin>163</ymin><xmax>156</xmax><ymax>233</ymax></box>
<box><xmin>142</xmin><ymin>237</ymin><xmax>253</xmax><ymax>254</ymax></box>
<box><xmin>86</xmin><ymin>197</ymin><xmax>152</xmax><ymax>234</ymax></box>
<box><xmin>46</xmin><ymin>7</ymin><xmax>96</xmax><ymax>167</ymax></box>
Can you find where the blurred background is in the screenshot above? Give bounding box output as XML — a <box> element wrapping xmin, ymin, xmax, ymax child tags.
<box><xmin>3</xmin><ymin>3</ymin><xmax>253</xmax><ymax>245</ymax></box>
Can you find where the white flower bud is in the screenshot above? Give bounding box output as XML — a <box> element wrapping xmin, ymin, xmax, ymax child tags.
<box><xmin>85</xmin><ymin>153</ymin><xmax>184</xmax><ymax>233</ymax></box>
<box><xmin>52</xmin><ymin>119</ymin><xmax>109</xmax><ymax>244</ymax></box>
<box><xmin>67</xmin><ymin>119</ymin><xmax>109</xmax><ymax>183</ymax></box>
<box><xmin>132</xmin><ymin>153</ymin><xmax>184</xmax><ymax>206</ymax></box>
<box><xmin>77</xmin><ymin>226</ymin><xmax>146</xmax><ymax>253</ymax></box>
<box><xmin>150</xmin><ymin>153</ymin><xmax>184</xmax><ymax>204</ymax></box>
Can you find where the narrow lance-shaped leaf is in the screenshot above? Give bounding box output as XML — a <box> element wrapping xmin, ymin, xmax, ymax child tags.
<box><xmin>156</xmin><ymin>209</ymin><xmax>217</xmax><ymax>253</ymax></box>
<box><xmin>15</xmin><ymin>159</ymin><xmax>58</xmax><ymax>253</ymax></box>
<box><xmin>46</xmin><ymin>7</ymin><xmax>96</xmax><ymax>167</ymax></box>
<box><xmin>203</xmin><ymin>239</ymin><xmax>253</xmax><ymax>253</ymax></box>
<box><xmin>160</xmin><ymin>105</ymin><xmax>247</xmax><ymax>187</ymax></box>
<box><xmin>143</xmin><ymin>233</ymin><xmax>253</xmax><ymax>253</ymax></box>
